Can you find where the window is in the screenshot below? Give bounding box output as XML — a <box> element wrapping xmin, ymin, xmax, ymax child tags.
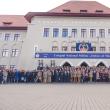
<box><xmin>108</xmin><ymin>29</ymin><xmax>110</xmax><ymax>36</ymax></box>
<box><xmin>10</xmin><ymin>65</ymin><xmax>16</xmax><ymax>70</ymax></box>
<box><xmin>92</xmin><ymin>47</ymin><xmax>96</xmax><ymax>51</ymax></box>
<box><xmin>11</xmin><ymin>49</ymin><xmax>19</xmax><ymax>57</ymax></box>
<box><xmin>3</xmin><ymin>22</ymin><xmax>12</xmax><ymax>25</ymax></box>
<box><xmin>80</xmin><ymin>10</ymin><xmax>87</xmax><ymax>13</ymax></box>
<box><xmin>38</xmin><ymin>60</ymin><xmax>43</xmax><ymax>67</ymax></box>
<box><xmin>100</xmin><ymin>47</ymin><xmax>105</xmax><ymax>52</ymax></box>
<box><xmin>62</xmin><ymin>28</ymin><xmax>68</xmax><ymax>37</ymax></box>
<box><xmin>50</xmin><ymin>60</ymin><xmax>55</xmax><ymax>67</ymax></box>
<box><xmin>95</xmin><ymin>10</ymin><xmax>103</xmax><ymax>13</ymax></box>
<box><xmin>5</xmin><ymin>33</ymin><xmax>10</xmax><ymax>41</ymax></box>
<box><xmin>0</xmin><ymin>65</ymin><xmax>6</xmax><ymax>69</ymax></box>
<box><xmin>90</xmin><ymin>29</ymin><xmax>96</xmax><ymax>38</ymax></box>
<box><xmin>52</xmin><ymin>46</ymin><xmax>58</xmax><ymax>51</ymax></box>
<box><xmin>63</xmin><ymin>9</ymin><xmax>71</xmax><ymax>12</ymax></box>
<box><xmin>71</xmin><ymin>29</ymin><xmax>77</xmax><ymax>37</ymax></box>
<box><xmin>81</xmin><ymin>29</ymin><xmax>87</xmax><ymax>38</ymax></box>
<box><xmin>62</xmin><ymin>46</ymin><xmax>68</xmax><ymax>51</ymax></box>
<box><xmin>71</xmin><ymin>47</ymin><xmax>76</xmax><ymax>51</ymax></box>
<box><xmin>43</xmin><ymin>28</ymin><xmax>49</xmax><ymax>37</ymax></box>
<box><xmin>99</xmin><ymin>29</ymin><xmax>105</xmax><ymax>38</ymax></box>
<box><xmin>2</xmin><ymin>49</ymin><xmax>9</xmax><ymax>57</ymax></box>
<box><xmin>53</xmin><ymin>28</ymin><xmax>59</xmax><ymax>37</ymax></box>
<box><xmin>14</xmin><ymin>34</ymin><xmax>20</xmax><ymax>41</ymax></box>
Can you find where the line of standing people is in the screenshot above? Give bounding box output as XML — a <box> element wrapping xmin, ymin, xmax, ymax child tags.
<box><xmin>0</xmin><ymin>66</ymin><xmax>110</xmax><ymax>84</ymax></box>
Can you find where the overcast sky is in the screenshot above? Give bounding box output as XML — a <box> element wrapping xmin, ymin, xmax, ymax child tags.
<box><xmin>0</xmin><ymin>0</ymin><xmax>110</xmax><ymax>15</ymax></box>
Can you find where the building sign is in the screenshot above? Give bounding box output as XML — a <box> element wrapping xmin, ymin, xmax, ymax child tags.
<box><xmin>35</xmin><ymin>53</ymin><xmax>110</xmax><ymax>59</ymax></box>
<box><xmin>76</xmin><ymin>42</ymin><xmax>92</xmax><ymax>51</ymax></box>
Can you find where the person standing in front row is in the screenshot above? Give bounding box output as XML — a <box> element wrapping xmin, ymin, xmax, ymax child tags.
<box><xmin>47</xmin><ymin>69</ymin><xmax>52</xmax><ymax>83</ymax></box>
<box><xmin>43</xmin><ymin>69</ymin><xmax>48</xmax><ymax>83</ymax></box>
<box><xmin>3</xmin><ymin>69</ymin><xmax>8</xmax><ymax>84</ymax></box>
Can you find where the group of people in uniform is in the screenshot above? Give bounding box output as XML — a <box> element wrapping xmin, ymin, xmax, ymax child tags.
<box><xmin>0</xmin><ymin>66</ymin><xmax>110</xmax><ymax>84</ymax></box>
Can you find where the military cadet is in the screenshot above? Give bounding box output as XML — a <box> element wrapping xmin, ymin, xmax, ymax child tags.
<box><xmin>96</xmin><ymin>70</ymin><xmax>100</xmax><ymax>82</ymax></box>
<box><xmin>89</xmin><ymin>70</ymin><xmax>93</xmax><ymax>82</ymax></box>
<box><xmin>70</xmin><ymin>68</ymin><xmax>74</xmax><ymax>82</ymax></box>
<box><xmin>47</xmin><ymin>69</ymin><xmax>52</xmax><ymax>83</ymax></box>
<box><xmin>43</xmin><ymin>69</ymin><xmax>47</xmax><ymax>83</ymax></box>
<box><xmin>77</xmin><ymin>68</ymin><xmax>81</xmax><ymax>83</ymax></box>
<box><xmin>37</xmin><ymin>70</ymin><xmax>42</xmax><ymax>83</ymax></box>
<box><xmin>108</xmin><ymin>69</ymin><xmax>110</xmax><ymax>82</ymax></box>
<box><xmin>74</xmin><ymin>69</ymin><xmax>77</xmax><ymax>83</ymax></box>
<box><xmin>3</xmin><ymin>69</ymin><xmax>8</xmax><ymax>84</ymax></box>
<box><xmin>51</xmin><ymin>69</ymin><xmax>55</xmax><ymax>82</ymax></box>
<box><xmin>93</xmin><ymin>70</ymin><xmax>96</xmax><ymax>82</ymax></box>
<box><xmin>0</xmin><ymin>70</ymin><xmax>3</xmax><ymax>84</ymax></box>
<box><xmin>60</xmin><ymin>70</ymin><xmax>64</xmax><ymax>82</ymax></box>
<box><xmin>55</xmin><ymin>70</ymin><xmax>59</xmax><ymax>82</ymax></box>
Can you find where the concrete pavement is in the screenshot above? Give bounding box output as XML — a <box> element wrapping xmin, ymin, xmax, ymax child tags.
<box><xmin>0</xmin><ymin>83</ymin><xmax>110</xmax><ymax>110</ymax></box>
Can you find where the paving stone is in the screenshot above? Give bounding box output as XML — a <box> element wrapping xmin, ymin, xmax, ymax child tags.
<box><xmin>0</xmin><ymin>83</ymin><xmax>110</xmax><ymax>110</ymax></box>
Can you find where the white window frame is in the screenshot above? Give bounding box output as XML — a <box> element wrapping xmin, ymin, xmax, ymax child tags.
<box><xmin>43</xmin><ymin>28</ymin><xmax>49</xmax><ymax>37</ymax></box>
<box><xmin>11</xmin><ymin>49</ymin><xmax>19</xmax><ymax>57</ymax></box>
<box><xmin>2</xmin><ymin>49</ymin><xmax>9</xmax><ymax>57</ymax></box>
<box><xmin>100</xmin><ymin>46</ymin><xmax>106</xmax><ymax>52</ymax></box>
<box><xmin>71</xmin><ymin>29</ymin><xmax>77</xmax><ymax>37</ymax></box>
<box><xmin>90</xmin><ymin>29</ymin><xmax>96</xmax><ymax>38</ymax></box>
<box><xmin>99</xmin><ymin>29</ymin><xmax>105</xmax><ymax>38</ymax></box>
<box><xmin>62</xmin><ymin>28</ymin><xmax>68</xmax><ymax>37</ymax></box>
<box><xmin>4</xmin><ymin>33</ymin><xmax>10</xmax><ymax>41</ymax></box>
<box><xmin>81</xmin><ymin>29</ymin><xmax>87</xmax><ymax>38</ymax></box>
<box><xmin>14</xmin><ymin>34</ymin><xmax>20</xmax><ymax>41</ymax></box>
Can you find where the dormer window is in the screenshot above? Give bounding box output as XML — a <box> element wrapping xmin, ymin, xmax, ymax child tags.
<box><xmin>63</xmin><ymin>9</ymin><xmax>71</xmax><ymax>12</ymax></box>
<box><xmin>3</xmin><ymin>22</ymin><xmax>12</xmax><ymax>25</ymax></box>
<box><xmin>95</xmin><ymin>10</ymin><xmax>103</xmax><ymax>13</ymax></box>
<box><xmin>80</xmin><ymin>10</ymin><xmax>87</xmax><ymax>13</ymax></box>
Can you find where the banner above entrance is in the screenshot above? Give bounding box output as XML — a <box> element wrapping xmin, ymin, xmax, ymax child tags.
<box><xmin>35</xmin><ymin>53</ymin><xmax>110</xmax><ymax>59</ymax></box>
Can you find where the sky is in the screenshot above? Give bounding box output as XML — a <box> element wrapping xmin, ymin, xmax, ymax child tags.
<box><xmin>0</xmin><ymin>0</ymin><xmax>110</xmax><ymax>15</ymax></box>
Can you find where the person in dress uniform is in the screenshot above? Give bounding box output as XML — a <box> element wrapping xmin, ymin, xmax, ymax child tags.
<box><xmin>47</xmin><ymin>69</ymin><xmax>52</xmax><ymax>83</ymax></box>
<box><xmin>37</xmin><ymin>70</ymin><xmax>42</xmax><ymax>83</ymax></box>
<box><xmin>89</xmin><ymin>70</ymin><xmax>93</xmax><ymax>82</ymax></box>
<box><xmin>74</xmin><ymin>69</ymin><xmax>77</xmax><ymax>83</ymax></box>
<box><xmin>3</xmin><ymin>69</ymin><xmax>8</xmax><ymax>84</ymax></box>
<box><xmin>77</xmin><ymin>68</ymin><xmax>81</xmax><ymax>83</ymax></box>
<box><xmin>0</xmin><ymin>70</ymin><xmax>3</xmax><ymax>84</ymax></box>
<box><xmin>96</xmin><ymin>70</ymin><xmax>100</xmax><ymax>82</ymax></box>
<box><xmin>43</xmin><ymin>69</ymin><xmax>48</xmax><ymax>83</ymax></box>
<box><xmin>108</xmin><ymin>68</ymin><xmax>110</xmax><ymax>82</ymax></box>
<box><xmin>70</xmin><ymin>68</ymin><xmax>74</xmax><ymax>82</ymax></box>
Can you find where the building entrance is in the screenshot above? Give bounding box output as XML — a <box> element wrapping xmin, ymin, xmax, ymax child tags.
<box><xmin>80</xmin><ymin>62</ymin><xmax>88</xmax><ymax>67</ymax></box>
<box><xmin>97</xmin><ymin>62</ymin><xmax>106</xmax><ymax>67</ymax></box>
<box><xmin>62</xmin><ymin>62</ymin><xmax>71</xmax><ymax>67</ymax></box>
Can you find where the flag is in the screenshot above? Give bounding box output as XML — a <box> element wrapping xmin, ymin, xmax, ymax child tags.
<box><xmin>76</xmin><ymin>42</ymin><xmax>92</xmax><ymax>51</ymax></box>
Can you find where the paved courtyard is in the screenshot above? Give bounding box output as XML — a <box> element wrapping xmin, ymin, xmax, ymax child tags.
<box><xmin>0</xmin><ymin>83</ymin><xmax>110</xmax><ymax>110</ymax></box>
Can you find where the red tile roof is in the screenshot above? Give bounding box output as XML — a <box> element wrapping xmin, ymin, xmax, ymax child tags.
<box><xmin>25</xmin><ymin>1</ymin><xmax>110</xmax><ymax>23</ymax></box>
<box><xmin>0</xmin><ymin>15</ymin><xmax>28</xmax><ymax>30</ymax></box>
<box><xmin>49</xmin><ymin>1</ymin><xmax>110</xmax><ymax>13</ymax></box>
<box><xmin>25</xmin><ymin>12</ymin><xmax>110</xmax><ymax>23</ymax></box>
